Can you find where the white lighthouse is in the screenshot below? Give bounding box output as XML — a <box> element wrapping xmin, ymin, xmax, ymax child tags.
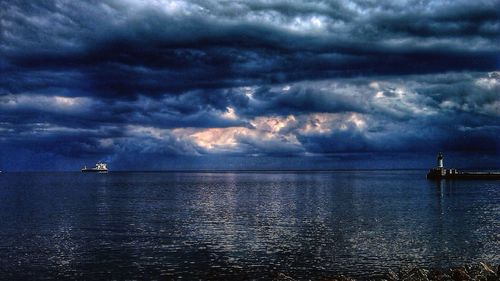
<box><xmin>437</xmin><ymin>152</ymin><xmax>444</xmax><ymax>168</ymax></box>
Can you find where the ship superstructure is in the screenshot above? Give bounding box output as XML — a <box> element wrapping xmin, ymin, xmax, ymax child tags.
<box><xmin>81</xmin><ymin>162</ymin><xmax>108</xmax><ymax>173</ymax></box>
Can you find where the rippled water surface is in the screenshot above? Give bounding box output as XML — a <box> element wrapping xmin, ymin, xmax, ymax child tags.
<box><xmin>0</xmin><ymin>171</ymin><xmax>499</xmax><ymax>280</ymax></box>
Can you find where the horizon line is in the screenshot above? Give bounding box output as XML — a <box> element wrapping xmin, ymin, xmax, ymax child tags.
<box><xmin>0</xmin><ymin>168</ymin><xmax>467</xmax><ymax>173</ymax></box>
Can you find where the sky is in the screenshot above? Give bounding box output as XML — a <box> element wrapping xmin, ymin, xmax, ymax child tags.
<box><xmin>1</xmin><ymin>0</ymin><xmax>499</xmax><ymax>171</ymax></box>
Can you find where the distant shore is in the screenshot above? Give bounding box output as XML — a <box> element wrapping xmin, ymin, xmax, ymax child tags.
<box><xmin>275</xmin><ymin>262</ymin><xmax>499</xmax><ymax>280</ymax></box>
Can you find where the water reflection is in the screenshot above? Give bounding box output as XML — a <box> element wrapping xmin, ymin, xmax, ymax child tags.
<box><xmin>0</xmin><ymin>171</ymin><xmax>498</xmax><ymax>279</ymax></box>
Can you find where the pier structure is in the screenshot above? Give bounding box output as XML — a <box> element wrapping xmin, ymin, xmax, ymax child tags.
<box><xmin>427</xmin><ymin>153</ymin><xmax>500</xmax><ymax>180</ymax></box>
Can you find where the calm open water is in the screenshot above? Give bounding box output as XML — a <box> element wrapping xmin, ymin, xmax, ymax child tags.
<box><xmin>0</xmin><ymin>170</ymin><xmax>498</xmax><ymax>280</ymax></box>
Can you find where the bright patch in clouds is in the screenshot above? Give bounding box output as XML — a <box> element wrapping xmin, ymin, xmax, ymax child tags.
<box><xmin>0</xmin><ymin>95</ymin><xmax>92</xmax><ymax>112</ymax></box>
<box><xmin>221</xmin><ymin>107</ymin><xmax>238</xmax><ymax>120</ymax></box>
<box><xmin>191</xmin><ymin>127</ymin><xmax>249</xmax><ymax>151</ymax></box>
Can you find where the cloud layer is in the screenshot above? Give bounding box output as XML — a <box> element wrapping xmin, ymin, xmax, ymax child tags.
<box><xmin>1</xmin><ymin>0</ymin><xmax>499</xmax><ymax>170</ymax></box>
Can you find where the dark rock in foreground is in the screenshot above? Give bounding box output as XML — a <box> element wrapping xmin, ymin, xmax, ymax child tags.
<box><xmin>274</xmin><ymin>262</ymin><xmax>500</xmax><ymax>281</ymax></box>
<box><xmin>384</xmin><ymin>263</ymin><xmax>498</xmax><ymax>281</ymax></box>
<box><xmin>383</xmin><ymin>262</ymin><xmax>499</xmax><ymax>281</ymax></box>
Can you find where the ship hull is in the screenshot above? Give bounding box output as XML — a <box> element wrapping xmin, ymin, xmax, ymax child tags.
<box><xmin>81</xmin><ymin>169</ymin><xmax>108</xmax><ymax>173</ymax></box>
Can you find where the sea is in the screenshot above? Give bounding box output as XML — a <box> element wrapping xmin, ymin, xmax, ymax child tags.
<box><xmin>0</xmin><ymin>170</ymin><xmax>498</xmax><ymax>280</ymax></box>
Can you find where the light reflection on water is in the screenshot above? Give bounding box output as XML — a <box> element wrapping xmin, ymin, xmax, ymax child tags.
<box><xmin>0</xmin><ymin>171</ymin><xmax>498</xmax><ymax>279</ymax></box>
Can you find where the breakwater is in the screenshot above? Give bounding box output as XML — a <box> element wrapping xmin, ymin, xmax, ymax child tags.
<box><xmin>427</xmin><ymin>153</ymin><xmax>500</xmax><ymax>180</ymax></box>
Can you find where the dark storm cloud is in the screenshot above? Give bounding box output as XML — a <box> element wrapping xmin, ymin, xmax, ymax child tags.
<box><xmin>0</xmin><ymin>0</ymin><xmax>499</xmax><ymax>170</ymax></box>
<box><xmin>2</xmin><ymin>0</ymin><xmax>499</xmax><ymax>97</ymax></box>
<box><xmin>1</xmin><ymin>71</ymin><xmax>499</xmax><ymax>169</ymax></box>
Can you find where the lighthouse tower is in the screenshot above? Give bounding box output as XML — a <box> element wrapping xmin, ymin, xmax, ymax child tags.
<box><xmin>427</xmin><ymin>152</ymin><xmax>451</xmax><ymax>179</ymax></box>
<box><xmin>437</xmin><ymin>152</ymin><xmax>444</xmax><ymax>168</ymax></box>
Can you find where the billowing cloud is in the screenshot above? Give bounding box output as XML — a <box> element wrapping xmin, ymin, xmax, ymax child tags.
<box><xmin>0</xmin><ymin>0</ymin><xmax>499</xmax><ymax>170</ymax></box>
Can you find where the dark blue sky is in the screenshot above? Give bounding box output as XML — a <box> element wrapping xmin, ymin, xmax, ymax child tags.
<box><xmin>1</xmin><ymin>0</ymin><xmax>499</xmax><ymax>171</ymax></box>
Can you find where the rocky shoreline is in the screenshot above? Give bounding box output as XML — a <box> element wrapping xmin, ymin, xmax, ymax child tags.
<box><xmin>276</xmin><ymin>262</ymin><xmax>500</xmax><ymax>281</ymax></box>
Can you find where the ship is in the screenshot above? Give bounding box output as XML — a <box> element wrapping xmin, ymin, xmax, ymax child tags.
<box><xmin>427</xmin><ymin>153</ymin><xmax>500</xmax><ymax>179</ymax></box>
<box><xmin>81</xmin><ymin>162</ymin><xmax>108</xmax><ymax>173</ymax></box>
